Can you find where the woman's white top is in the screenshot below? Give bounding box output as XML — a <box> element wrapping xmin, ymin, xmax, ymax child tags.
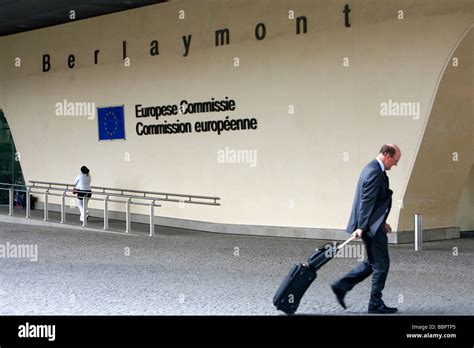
<box><xmin>74</xmin><ymin>173</ymin><xmax>92</xmax><ymax>190</ymax></box>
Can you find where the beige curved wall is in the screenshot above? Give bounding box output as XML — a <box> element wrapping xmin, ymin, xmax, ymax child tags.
<box><xmin>398</xmin><ymin>25</ymin><xmax>473</xmax><ymax>232</ymax></box>
<box><xmin>455</xmin><ymin>165</ymin><xmax>474</xmax><ymax>231</ymax></box>
<box><xmin>0</xmin><ymin>0</ymin><xmax>472</xmax><ymax>238</ymax></box>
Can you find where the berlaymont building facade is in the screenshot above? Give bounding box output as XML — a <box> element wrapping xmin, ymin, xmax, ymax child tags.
<box><xmin>0</xmin><ymin>0</ymin><xmax>472</xmax><ymax>243</ymax></box>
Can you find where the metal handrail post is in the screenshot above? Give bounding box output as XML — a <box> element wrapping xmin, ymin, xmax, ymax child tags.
<box><xmin>103</xmin><ymin>195</ymin><xmax>109</xmax><ymax>230</ymax></box>
<box><xmin>25</xmin><ymin>188</ymin><xmax>31</xmax><ymax>218</ymax></box>
<box><xmin>82</xmin><ymin>197</ymin><xmax>88</xmax><ymax>227</ymax></box>
<box><xmin>415</xmin><ymin>214</ymin><xmax>423</xmax><ymax>251</ymax></box>
<box><xmin>43</xmin><ymin>190</ymin><xmax>49</xmax><ymax>221</ymax></box>
<box><xmin>125</xmin><ymin>197</ymin><xmax>131</xmax><ymax>233</ymax></box>
<box><xmin>149</xmin><ymin>201</ymin><xmax>155</xmax><ymax>237</ymax></box>
<box><xmin>60</xmin><ymin>191</ymin><xmax>66</xmax><ymax>223</ymax></box>
<box><xmin>8</xmin><ymin>188</ymin><xmax>13</xmax><ymax>216</ymax></box>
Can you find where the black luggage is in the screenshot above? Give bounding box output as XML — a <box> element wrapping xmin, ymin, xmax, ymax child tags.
<box><xmin>273</xmin><ymin>236</ymin><xmax>354</xmax><ymax>314</ymax></box>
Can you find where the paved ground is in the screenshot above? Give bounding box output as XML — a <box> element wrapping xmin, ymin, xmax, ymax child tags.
<box><xmin>0</xmin><ymin>218</ymin><xmax>473</xmax><ymax>315</ymax></box>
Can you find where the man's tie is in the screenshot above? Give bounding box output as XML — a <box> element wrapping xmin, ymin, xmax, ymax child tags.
<box><xmin>384</xmin><ymin>171</ymin><xmax>389</xmax><ymax>187</ymax></box>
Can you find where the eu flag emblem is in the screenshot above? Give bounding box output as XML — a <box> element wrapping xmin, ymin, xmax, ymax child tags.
<box><xmin>97</xmin><ymin>106</ymin><xmax>126</xmax><ymax>141</ymax></box>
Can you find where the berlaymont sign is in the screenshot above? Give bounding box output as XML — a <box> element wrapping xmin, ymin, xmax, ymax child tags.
<box><xmin>38</xmin><ymin>4</ymin><xmax>353</xmax><ymax>72</ymax></box>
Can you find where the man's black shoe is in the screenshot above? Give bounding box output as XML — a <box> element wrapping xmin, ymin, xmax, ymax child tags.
<box><xmin>331</xmin><ymin>284</ymin><xmax>347</xmax><ymax>309</ymax></box>
<box><xmin>368</xmin><ymin>304</ymin><xmax>398</xmax><ymax>314</ymax></box>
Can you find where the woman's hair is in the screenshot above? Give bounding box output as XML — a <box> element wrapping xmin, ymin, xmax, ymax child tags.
<box><xmin>80</xmin><ymin>166</ymin><xmax>90</xmax><ymax>175</ymax></box>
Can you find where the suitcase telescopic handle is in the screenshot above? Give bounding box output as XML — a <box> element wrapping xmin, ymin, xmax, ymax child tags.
<box><xmin>336</xmin><ymin>235</ymin><xmax>356</xmax><ymax>251</ymax></box>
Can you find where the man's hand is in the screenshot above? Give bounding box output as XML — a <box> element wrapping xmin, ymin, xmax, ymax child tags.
<box><xmin>385</xmin><ymin>223</ymin><xmax>392</xmax><ymax>233</ymax></box>
<box><xmin>352</xmin><ymin>229</ymin><xmax>363</xmax><ymax>239</ymax></box>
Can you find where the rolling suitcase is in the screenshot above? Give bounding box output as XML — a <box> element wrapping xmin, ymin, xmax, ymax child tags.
<box><xmin>273</xmin><ymin>236</ymin><xmax>355</xmax><ymax>314</ymax></box>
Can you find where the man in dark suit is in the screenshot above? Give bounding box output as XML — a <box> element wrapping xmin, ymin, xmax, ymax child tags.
<box><xmin>331</xmin><ymin>144</ymin><xmax>401</xmax><ymax>314</ymax></box>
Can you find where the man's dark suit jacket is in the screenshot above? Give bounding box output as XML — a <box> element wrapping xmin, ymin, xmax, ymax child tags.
<box><xmin>346</xmin><ymin>159</ymin><xmax>393</xmax><ymax>238</ymax></box>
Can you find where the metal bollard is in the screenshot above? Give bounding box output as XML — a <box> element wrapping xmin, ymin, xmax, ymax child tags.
<box><xmin>60</xmin><ymin>191</ymin><xmax>66</xmax><ymax>223</ymax></box>
<box><xmin>125</xmin><ymin>198</ymin><xmax>131</xmax><ymax>233</ymax></box>
<box><xmin>103</xmin><ymin>196</ymin><xmax>109</xmax><ymax>230</ymax></box>
<box><xmin>8</xmin><ymin>188</ymin><xmax>13</xmax><ymax>216</ymax></box>
<box><xmin>43</xmin><ymin>191</ymin><xmax>49</xmax><ymax>221</ymax></box>
<box><xmin>25</xmin><ymin>188</ymin><xmax>31</xmax><ymax>219</ymax></box>
<box><xmin>415</xmin><ymin>214</ymin><xmax>423</xmax><ymax>251</ymax></box>
<box><xmin>149</xmin><ymin>201</ymin><xmax>155</xmax><ymax>237</ymax></box>
<box><xmin>82</xmin><ymin>197</ymin><xmax>88</xmax><ymax>227</ymax></box>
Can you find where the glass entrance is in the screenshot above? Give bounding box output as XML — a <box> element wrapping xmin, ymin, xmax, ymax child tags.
<box><xmin>0</xmin><ymin>109</ymin><xmax>25</xmax><ymax>204</ymax></box>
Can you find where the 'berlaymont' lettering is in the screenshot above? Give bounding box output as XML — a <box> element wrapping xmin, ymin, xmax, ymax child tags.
<box><xmin>40</xmin><ymin>4</ymin><xmax>354</xmax><ymax>72</ymax></box>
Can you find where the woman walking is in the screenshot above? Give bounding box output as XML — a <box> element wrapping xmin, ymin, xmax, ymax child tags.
<box><xmin>73</xmin><ymin>166</ymin><xmax>92</xmax><ymax>222</ymax></box>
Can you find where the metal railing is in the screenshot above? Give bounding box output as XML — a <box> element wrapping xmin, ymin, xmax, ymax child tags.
<box><xmin>0</xmin><ymin>181</ymin><xmax>221</xmax><ymax>236</ymax></box>
<box><xmin>0</xmin><ymin>183</ymin><xmax>30</xmax><ymax>218</ymax></box>
<box><xmin>30</xmin><ymin>181</ymin><xmax>221</xmax><ymax>206</ymax></box>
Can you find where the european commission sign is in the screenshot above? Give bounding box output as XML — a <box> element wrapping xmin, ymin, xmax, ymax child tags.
<box><xmin>97</xmin><ymin>106</ymin><xmax>125</xmax><ymax>141</ymax></box>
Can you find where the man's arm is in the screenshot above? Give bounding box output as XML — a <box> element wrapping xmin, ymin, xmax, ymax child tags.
<box><xmin>356</xmin><ymin>171</ymin><xmax>382</xmax><ymax>233</ymax></box>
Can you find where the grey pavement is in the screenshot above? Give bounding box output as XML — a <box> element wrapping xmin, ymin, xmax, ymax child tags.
<box><xmin>0</xmin><ymin>213</ymin><xmax>473</xmax><ymax>315</ymax></box>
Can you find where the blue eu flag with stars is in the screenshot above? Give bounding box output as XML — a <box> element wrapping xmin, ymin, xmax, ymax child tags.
<box><xmin>97</xmin><ymin>106</ymin><xmax>125</xmax><ymax>141</ymax></box>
